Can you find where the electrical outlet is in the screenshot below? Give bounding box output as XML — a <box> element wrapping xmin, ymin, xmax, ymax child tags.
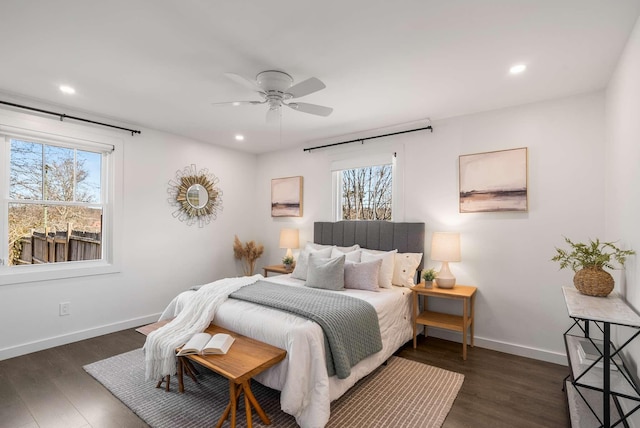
<box><xmin>59</xmin><ymin>302</ymin><xmax>70</xmax><ymax>316</ymax></box>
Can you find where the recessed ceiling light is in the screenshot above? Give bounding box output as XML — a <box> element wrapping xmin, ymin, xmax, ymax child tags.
<box><xmin>235</xmin><ymin>134</ymin><xmax>244</xmax><ymax>141</ymax></box>
<box><xmin>59</xmin><ymin>85</ymin><xmax>76</xmax><ymax>94</ymax></box>
<box><xmin>232</xmin><ymin>102</ymin><xmax>241</xmax><ymax>106</ymax></box>
<box><xmin>509</xmin><ymin>64</ymin><xmax>526</xmax><ymax>75</ymax></box>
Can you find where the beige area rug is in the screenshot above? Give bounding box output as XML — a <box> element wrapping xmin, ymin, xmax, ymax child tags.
<box><xmin>84</xmin><ymin>349</ymin><xmax>463</xmax><ymax>428</ymax></box>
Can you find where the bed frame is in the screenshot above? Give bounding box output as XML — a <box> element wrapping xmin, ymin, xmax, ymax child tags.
<box><xmin>314</xmin><ymin>221</ymin><xmax>426</xmax><ymax>276</ymax></box>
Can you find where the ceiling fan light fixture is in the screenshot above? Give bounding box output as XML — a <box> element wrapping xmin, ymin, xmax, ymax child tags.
<box><xmin>216</xmin><ymin>70</ymin><xmax>333</xmax><ymax>121</ymax></box>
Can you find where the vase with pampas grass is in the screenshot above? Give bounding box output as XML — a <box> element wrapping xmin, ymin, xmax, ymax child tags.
<box><xmin>233</xmin><ymin>235</ymin><xmax>264</xmax><ymax>276</ymax></box>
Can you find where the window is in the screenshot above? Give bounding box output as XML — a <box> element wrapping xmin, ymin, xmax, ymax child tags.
<box><xmin>335</xmin><ymin>161</ymin><xmax>394</xmax><ymax>221</ymax></box>
<box><xmin>331</xmin><ymin>151</ymin><xmax>398</xmax><ymax>221</ymax></box>
<box><xmin>0</xmin><ymin>124</ymin><xmax>119</xmax><ymax>284</ymax></box>
<box><xmin>7</xmin><ymin>138</ymin><xmax>103</xmax><ymax>265</ymax></box>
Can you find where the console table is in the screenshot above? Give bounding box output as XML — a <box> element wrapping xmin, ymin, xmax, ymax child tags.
<box><xmin>562</xmin><ymin>286</ymin><xmax>640</xmax><ymax>427</ymax></box>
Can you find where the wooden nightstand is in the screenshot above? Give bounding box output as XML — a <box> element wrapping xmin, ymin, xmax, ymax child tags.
<box><xmin>262</xmin><ymin>264</ymin><xmax>292</xmax><ymax>277</ymax></box>
<box><xmin>411</xmin><ymin>282</ymin><xmax>477</xmax><ymax>360</ymax></box>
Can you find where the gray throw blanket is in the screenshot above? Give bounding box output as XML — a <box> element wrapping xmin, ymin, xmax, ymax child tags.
<box><xmin>229</xmin><ymin>281</ymin><xmax>382</xmax><ymax>379</ymax></box>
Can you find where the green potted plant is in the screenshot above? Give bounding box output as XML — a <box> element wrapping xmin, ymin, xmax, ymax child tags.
<box><xmin>421</xmin><ymin>268</ymin><xmax>437</xmax><ymax>288</ymax></box>
<box><xmin>282</xmin><ymin>255</ymin><xmax>295</xmax><ymax>271</ymax></box>
<box><xmin>552</xmin><ymin>237</ymin><xmax>635</xmax><ymax>297</ymax></box>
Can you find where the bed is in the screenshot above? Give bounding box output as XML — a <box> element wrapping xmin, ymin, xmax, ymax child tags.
<box><xmin>158</xmin><ymin>221</ymin><xmax>425</xmax><ymax>428</ymax></box>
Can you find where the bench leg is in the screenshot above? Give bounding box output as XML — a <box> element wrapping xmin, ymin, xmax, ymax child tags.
<box><xmin>155</xmin><ymin>375</ymin><xmax>170</xmax><ymax>392</ymax></box>
<box><xmin>243</xmin><ymin>379</ymin><xmax>271</xmax><ymax>425</ymax></box>
<box><xmin>216</xmin><ymin>381</ymin><xmax>243</xmax><ymax>428</ymax></box>
<box><xmin>214</xmin><ymin>379</ymin><xmax>272</xmax><ymax>427</ymax></box>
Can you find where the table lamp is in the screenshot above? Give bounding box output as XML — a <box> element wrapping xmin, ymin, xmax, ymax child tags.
<box><xmin>279</xmin><ymin>228</ymin><xmax>299</xmax><ymax>259</ymax></box>
<box><xmin>430</xmin><ymin>232</ymin><xmax>461</xmax><ymax>289</ymax></box>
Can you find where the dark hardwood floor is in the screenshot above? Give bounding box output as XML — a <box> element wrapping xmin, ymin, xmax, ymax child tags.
<box><xmin>0</xmin><ymin>329</ymin><xmax>569</xmax><ymax>428</ymax></box>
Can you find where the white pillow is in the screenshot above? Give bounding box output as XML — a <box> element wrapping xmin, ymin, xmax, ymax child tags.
<box><xmin>305</xmin><ymin>242</ymin><xmax>333</xmax><ymax>251</ymax></box>
<box><xmin>307</xmin><ymin>242</ymin><xmax>360</xmax><ymax>253</ymax></box>
<box><xmin>361</xmin><ymin>250</ymin><xmax>397</xmax><ymax>288</ymax></box>
<box><xmin>331</xmin><ymin>247</ymin><xmax>361</xmax><ymax>262</ymax></box>
<box><xmin>291</xmin><ymin>246</ymin><xmax>333</xmax><ymax>280</ymax></box>
<box><xmin>392</xmin><ymin>252</ymin><xmax>423</xmax><ymax>287</ymax></box>
<box><xmin>305</xmin><ymin>253</ymin><xmax>346</xmax><ymax>290</ymax></box>
<box><xmin>344</xmin><ymin>258</ymin><xmax>382</xmax><ymax>292</ymax></box>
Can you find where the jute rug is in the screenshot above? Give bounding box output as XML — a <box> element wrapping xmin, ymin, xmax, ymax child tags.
<box><xmin>84</xmin><ymin>349</ymin><xmax>463</xmax><ymax>428</ymax></box>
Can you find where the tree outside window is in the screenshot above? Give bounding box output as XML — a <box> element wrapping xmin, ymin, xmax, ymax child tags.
<box><xmin>340</xmin><ymin>164</ymin><xmax>392</xmax><ymax>220</ymax></box>
<box><xmin>7</xmin><ymin>139</ymin><xmax>102</xmax><ymax>266</ymax></box>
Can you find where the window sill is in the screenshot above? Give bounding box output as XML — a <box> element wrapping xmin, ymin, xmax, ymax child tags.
<box><xmin>0</xmin><ymin>260</ymin><xmax>120</xmax><ymax>285</ymax></box>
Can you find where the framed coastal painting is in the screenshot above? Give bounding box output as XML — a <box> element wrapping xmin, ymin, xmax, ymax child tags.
<box><xmin>271</xmin><ymin>176</ymin><xmax>303</xmax><ymax>217</ymax></box>
<box><xmin>459</xmin><ymin>147</ymin><xmax>528</xmax><ymax>213</ymax></box>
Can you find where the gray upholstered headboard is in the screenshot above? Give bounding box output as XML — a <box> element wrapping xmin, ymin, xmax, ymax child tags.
<box><xmin>313</xmin><ymin>221</ymin><xmax>426</xmax><ymax>272</ymax></box>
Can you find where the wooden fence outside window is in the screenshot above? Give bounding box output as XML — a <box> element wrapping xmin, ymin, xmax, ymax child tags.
<box><xmin>15</xmin><ymin>229</ymin><xmax>101</xmax><ymax>265</ymax></box>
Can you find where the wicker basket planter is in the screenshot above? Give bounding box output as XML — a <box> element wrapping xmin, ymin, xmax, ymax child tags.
<box><xmin>573</xmin><ymin>266</ymin><xmax>614</xmax><ymax>297</ymax></box>
<box><xmin>553</xmin><ymin>237</ymin><xmax>636</xmax><ymax>298</ymax></box>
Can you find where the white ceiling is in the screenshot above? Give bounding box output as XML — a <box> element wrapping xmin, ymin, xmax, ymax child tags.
<box><xmin>1</xmin><ymin>1</ymin><xmax>639</xmax><ymax>154</ymax></box>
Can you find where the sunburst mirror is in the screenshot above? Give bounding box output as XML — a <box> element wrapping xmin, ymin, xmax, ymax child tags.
<box><xmin>168</xmin><ymin>164</ymin><xmax>223</xmax><ymax>227</ymax></box>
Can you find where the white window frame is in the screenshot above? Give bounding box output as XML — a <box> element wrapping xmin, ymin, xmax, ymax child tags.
<box><xmin>0</xmin><ymin>111</ymin><xmax>123</xmax><ymax>285</ymax></box>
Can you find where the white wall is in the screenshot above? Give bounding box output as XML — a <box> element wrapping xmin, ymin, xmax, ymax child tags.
<box><xmin>606</xmin><ymin>15</ymin><xmax>640</xmax><ymax>426</ymax></box>
<box><xmin>256</xmin><ymin>92</ymin><xmax>607</xmax><ymax>364</ymax></box>
<box><xmin>0</xmin><ymin>104</ymin><xmax>257</xmax><ymax>360</ymax></box>
<box><xmin>0</xmin><ymin>89</ymin><xmax>611</xmax><ymax>365</ymax></box>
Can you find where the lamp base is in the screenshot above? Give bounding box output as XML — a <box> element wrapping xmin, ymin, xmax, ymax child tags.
<box><xmin>435</xmin><ymin>277</ymin><xmax>456</xmax><ymax>289</ymax></box>
<box><xmin>436</xmin><ymin>261</ymin><xmax>456</xmax><ymax>289</ymax></box>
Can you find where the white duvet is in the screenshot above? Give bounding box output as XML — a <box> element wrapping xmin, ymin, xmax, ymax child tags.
<box><xmin>159</xmin><ymin>274</ymin><xmax>413</xmax><ymax>428</ymax></box>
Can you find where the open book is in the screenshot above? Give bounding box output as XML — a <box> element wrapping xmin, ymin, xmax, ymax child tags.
<box><xmin>177</xmin><ymin>332</ymin><xmax>235</xmax><ymax>356</ymax></box>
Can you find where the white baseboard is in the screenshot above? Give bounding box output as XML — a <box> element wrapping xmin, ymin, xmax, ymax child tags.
<box><xmin>426</xmin><ymin>328</ymin><xmax>568</xmax><ymax>366</ymax></box>
<box><xmin>0</xmin><ymin>313</ymin><xmax>161</xmax><ymax>361</ymax></box>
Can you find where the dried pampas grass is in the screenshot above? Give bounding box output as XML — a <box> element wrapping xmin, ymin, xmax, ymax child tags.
<box><xmin>233</xmin><ymin>235</ymin><xmax>264</xmax><ymax>276</ymax></box>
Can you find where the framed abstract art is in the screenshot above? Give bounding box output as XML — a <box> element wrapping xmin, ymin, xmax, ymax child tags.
<box><xmin>271</xmin><ymin>176</ymin><xmax>303</xmax><ymax>217</ymax></box>
<box><xmin>459</xmin><ymin>147</ymin><xmax>528</xmax><ymax>213</ymax></box>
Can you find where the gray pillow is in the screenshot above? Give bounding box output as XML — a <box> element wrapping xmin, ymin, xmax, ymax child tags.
<box><xmin>291</xmin><ymin>246</ymin><xmax>333</xmax><ymax>280</ymax></box>
<box><xmin>305</xmin><ymin>253</ymin><xmax>346</xmax><ymax>290</ymax></box>
<box><xmin>344</xmin><ymin>259</ymin><xmax>382</xmax><ymax>292</ymax></box>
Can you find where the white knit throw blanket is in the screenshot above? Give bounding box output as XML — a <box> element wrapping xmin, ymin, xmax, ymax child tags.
<box><xmin>143</xmin><ymin>274</ymin><xmax>261</xmax><ymax>381</ymax></box>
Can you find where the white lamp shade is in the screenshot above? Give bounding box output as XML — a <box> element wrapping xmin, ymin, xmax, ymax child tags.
<box><xmin>430</xmin><ymin>232</ymin><xmax>461</xmax><ymax>262</ymax></box>
<box><xmin>279</xmin><ymin>228</ymin><xmax>300</xmax><ymax>250</ymax></box>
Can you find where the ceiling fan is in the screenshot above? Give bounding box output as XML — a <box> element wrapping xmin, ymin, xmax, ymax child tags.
<box><xmin>213</xmin><ymin>70</ymin><xmax>333</xmax><ymax>123</ymax></box>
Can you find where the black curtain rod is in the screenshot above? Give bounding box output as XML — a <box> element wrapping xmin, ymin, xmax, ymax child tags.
<box><xmin>0</xmin><ymin>100</ymin><xmax>141</xmax><ymax>136</ymax></box>
<box><xmin>303</xmin><ymin>124</ymin><xmax>433</xmax><ymax>152</ymax></box>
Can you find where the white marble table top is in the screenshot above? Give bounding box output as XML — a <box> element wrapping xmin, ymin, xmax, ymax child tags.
<box><xmin>562</xmin><ymin>286</ymin><xmax>640</xmax><ymax>327</ymax></box>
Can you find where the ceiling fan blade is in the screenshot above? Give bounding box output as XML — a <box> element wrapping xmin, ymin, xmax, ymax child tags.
<box><xmin>286</xmin><ymin>102</ymin><xmax>333</xmax><ymax>117</ymax></box>
<box><xmin>211</xmin><ymin>100</ymin><xmax>265</xmax><ymax>106</ymax></box>
<box><xmin>287</xmin><ymin>77</ymin><xmax>326</xmax><ymax>98</ymax></box>
<box><xmin>224</xmin><ymin>72</ymin><xmax>261</xmax><ymax>92</ymax></box>
<box><xmin>266</xmin><ymin>108</ymin><xmax>280</xmax><ymax>125</ymax></box>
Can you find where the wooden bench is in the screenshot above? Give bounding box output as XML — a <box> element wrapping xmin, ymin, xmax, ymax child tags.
<box><xmin>177</xmin><ymin>324</ymin><xmax>287</xmax><ymax>428</ymax></box>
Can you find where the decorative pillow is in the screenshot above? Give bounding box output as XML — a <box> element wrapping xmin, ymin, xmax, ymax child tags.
<box><xmin>361</xmin><ymin>250</ymin><xmax>397</xmax><ymax>288</ymax></box>
<box><xmin>305</xmin><ymin>253</ymin><xmax>346</xmax><ymax>290</ymax></box>
<box><xmin>291</xmin><ymin>246</ymin><xmax>333</xmax><ymax>280</ymax></box>
<box><xmin>305</xmin><ymin>242</ymin><xmax>333</xmax><ymax>251</ymax></box>
<box><xmin>331</xmin><ymin>247</ymin><xmax>361</xmax><ymax>262</ymax></box>
<box><xmin>306</xmin><ymin>242</ymin><xmax>360</xmax><ymax>253</ymax></box>
<box><xmin>344</xmin><ymin>259</ymin><xmax>382</xmax><ymax>291</ymax></box>
<box><xmin>392</xmin><ymin>252</ymin><xmax>423</xmax><ymax>287</ymax></box>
